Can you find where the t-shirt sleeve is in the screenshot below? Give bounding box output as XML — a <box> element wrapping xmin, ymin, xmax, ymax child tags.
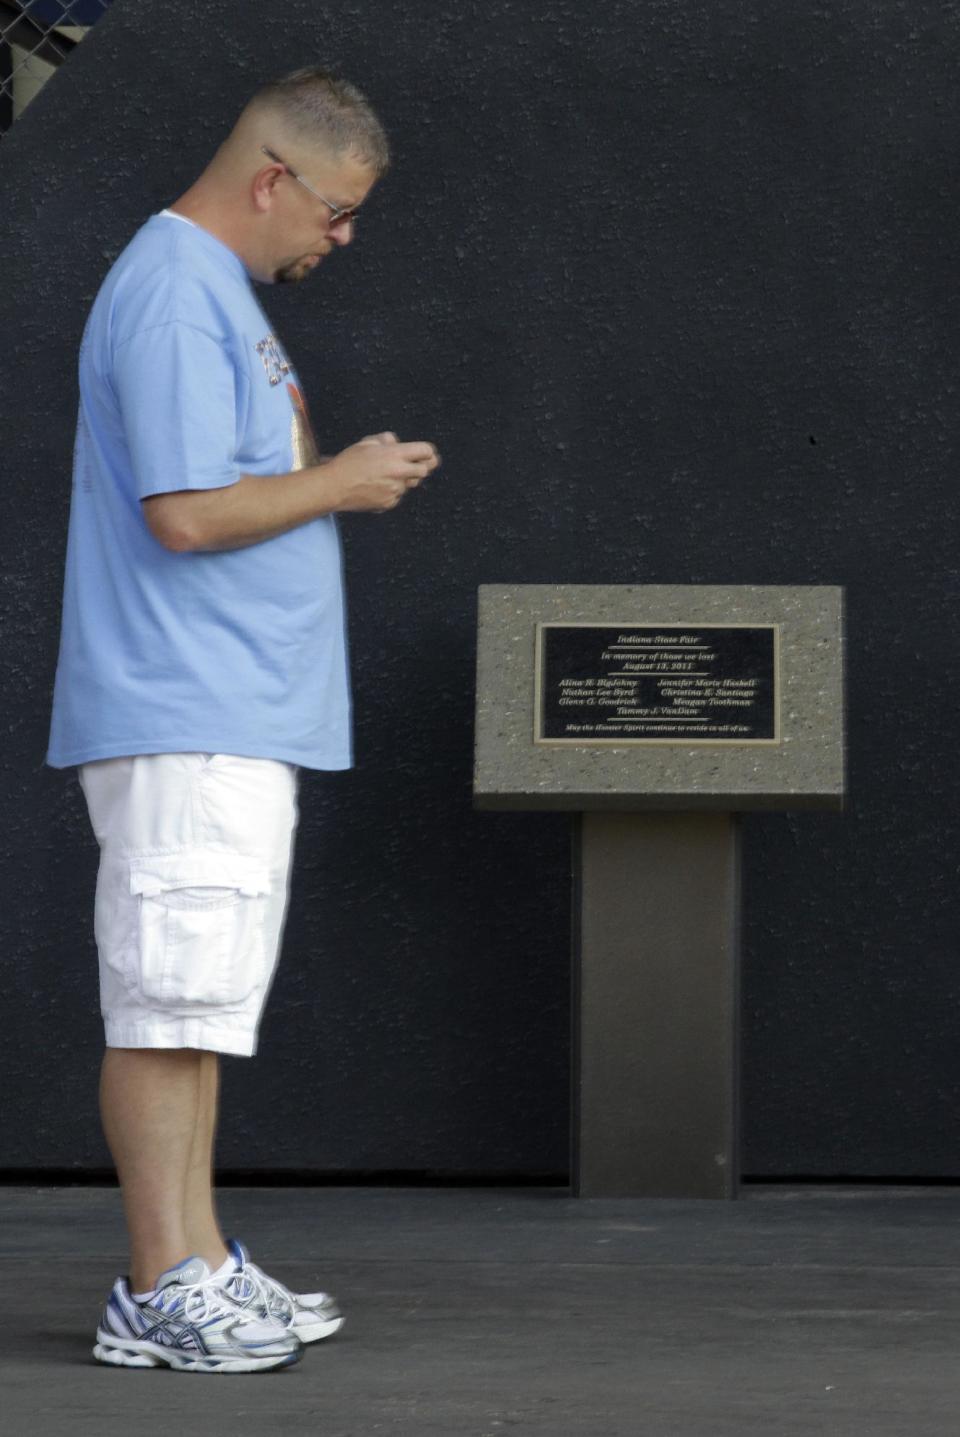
<box><xmin>113</xmin><ymin>320</ymin><xmax>245</xmax><ymax>499</ymax></box>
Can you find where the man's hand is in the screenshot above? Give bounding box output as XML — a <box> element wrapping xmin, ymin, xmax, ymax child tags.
<box><xmin>357</xmin><ymin>431</ymin><xmax>399</xmax><ymax>445</ymax></box>
<box><xmin>142</xmin><ymin>431</ymin><xmax>442</xmax><ymax>552</ymax></box>
<box><xmin>326</xmin><ymin>432</ymin><xmax>441</xmax><ymax>513</ymax></box>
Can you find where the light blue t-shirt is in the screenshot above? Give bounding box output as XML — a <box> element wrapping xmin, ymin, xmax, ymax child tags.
<box><xmin>47</xmin><ymin>211</ymin><xmax>352</xmax><ymax>771</ymax></box>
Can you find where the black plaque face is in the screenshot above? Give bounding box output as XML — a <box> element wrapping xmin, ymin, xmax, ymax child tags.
<box><xmin>535</xmin><ymin>624</ymin><xmax>780</xmax><ymax>744</ymax></box>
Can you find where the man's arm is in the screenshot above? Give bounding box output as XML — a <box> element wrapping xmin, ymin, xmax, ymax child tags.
<box><xmin>142</xmin><ymin>434</ymin><xmax>440</xmax><ymax>553</ymax></box>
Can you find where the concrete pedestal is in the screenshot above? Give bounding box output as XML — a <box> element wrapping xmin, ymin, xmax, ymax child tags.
<box><xmin>572</xmin><ymin>812</ymin><xmax>741</xmax><ymax>1199</ymax></box>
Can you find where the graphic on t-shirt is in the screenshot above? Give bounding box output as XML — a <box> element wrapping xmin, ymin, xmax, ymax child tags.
<box><xmin>287</xmin><ymin>381</ymin><xmax>321</xmax><ymax>470</ymax></box>
<box><xmin>255</xmin><ymin>334</ymin><xmax>292</xmax><ymax>386</ymax></box>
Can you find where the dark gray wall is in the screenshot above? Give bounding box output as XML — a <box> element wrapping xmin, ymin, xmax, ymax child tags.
<box><xmin>1</xmin><ymin>0</ymin><xmax>957</xmax><ymax>1177</ymax></box>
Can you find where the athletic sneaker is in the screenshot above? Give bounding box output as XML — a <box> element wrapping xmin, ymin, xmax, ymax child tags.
<box><xmin>93</xmin><ymin>1254</ymin><xmax>302</xmax><ymax>1373</ymax></box>
<box><xmin>221</xmin><ymin>1237</ymin><xmax>345</xmax><ymax>1344</ymax></box>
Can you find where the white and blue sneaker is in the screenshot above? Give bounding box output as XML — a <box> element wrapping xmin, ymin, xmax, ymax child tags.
<box><xmin>221</xmin><ymin>1238</ymin><xmax>345</xmax><ymax>1344</ymax></box>
<box><xmin>93</xmin><ymin>1254</ymin><xmax>302</xmax><ymax>1373</ymax></box>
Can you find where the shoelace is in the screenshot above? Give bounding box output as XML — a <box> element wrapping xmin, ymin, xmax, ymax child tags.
<box><xmin>166</xmin><ymin>1276</ymin><xmax>251</xmax><ymax>1325</ymax></box>
<box><xmin>240</xmin><ymin>1264</ymin><xmax>297</xmax><ymax>1324</ymax></box>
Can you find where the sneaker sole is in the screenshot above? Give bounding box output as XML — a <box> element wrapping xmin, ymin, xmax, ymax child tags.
<box><xmin>297</xmin><ymin>1313</ymin><xmax>345</xmax><ymax>1344</ymax></box>
<box><xmin>93</xmin><ymin>1331</ymin><xmax>301</xmax><ymax>1374</ymax></box>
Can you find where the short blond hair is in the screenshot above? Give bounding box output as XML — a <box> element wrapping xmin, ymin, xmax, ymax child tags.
<box><xmin>248</xmin><ymin>66</ymin><xmax>390</xmax><ymax>177</ymax></box>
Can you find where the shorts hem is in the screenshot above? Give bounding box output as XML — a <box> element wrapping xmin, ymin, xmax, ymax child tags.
<box><xmin>104</xmin><ymin>1019</ymin><xmax>257</xmax><ymax>1058</ymax></box>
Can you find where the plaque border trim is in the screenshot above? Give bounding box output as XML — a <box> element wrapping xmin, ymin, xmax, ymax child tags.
<box><xmin>533</xmin><ymin>621</ymin><xmax>782</xmax><ymax>747</ymax></box>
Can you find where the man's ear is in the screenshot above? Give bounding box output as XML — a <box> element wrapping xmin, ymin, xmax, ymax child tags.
<box><xmin>252</xmin><ymin>162</ymin><xmax>282</xmax><ymax>213</ymax></box>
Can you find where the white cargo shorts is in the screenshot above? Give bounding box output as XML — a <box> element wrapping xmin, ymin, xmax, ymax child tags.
<box><xmin>78</xmin><ymin>752</ymin><xmax>300</xmax><ymax>1057</ymax></box>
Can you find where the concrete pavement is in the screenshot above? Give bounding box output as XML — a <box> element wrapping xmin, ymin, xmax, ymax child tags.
<box><xmin>1</xmin><ymin>1183</ymin><xmax>958</xmax><ymax>1436</ymax></box>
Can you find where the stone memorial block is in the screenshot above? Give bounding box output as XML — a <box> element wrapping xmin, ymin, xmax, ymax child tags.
<box><xmin>475</xmin><ymin>585</ymin><xmax>843</xmax><ymax>812</ymax></box>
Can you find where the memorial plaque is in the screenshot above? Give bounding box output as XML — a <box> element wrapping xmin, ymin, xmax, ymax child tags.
<box><xmin>535</xmin><ymin>623</ymin><xmax>780</xmax><ymax>744</ymax></box>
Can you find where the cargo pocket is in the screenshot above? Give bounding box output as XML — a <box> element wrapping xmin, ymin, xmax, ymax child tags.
<box><xmin>128</xmin><ymin>850</ymin><xmax>271</xmax><ymax>1010</ymax></box>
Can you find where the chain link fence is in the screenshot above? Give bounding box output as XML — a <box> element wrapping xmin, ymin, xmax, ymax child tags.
<box><xmin>1</xmin><ymin>0</ymin><xmax>112</xmax><ymax>135</ymax></box>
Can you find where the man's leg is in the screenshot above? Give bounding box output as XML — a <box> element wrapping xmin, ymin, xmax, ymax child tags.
<box><xmin>88</xmin><ymin>754</ymin><xmax>300</xmax><ymax>1275</ymax></box>
<box><xmin>183</xmin><ymin>1050</ymin><xmax>228</xmax><ymax>1269</ymax></box>
<box><xmin>100</xmin><ymin>1047</ymin><xmax>226</xmax><ymax>1293</ymax></box>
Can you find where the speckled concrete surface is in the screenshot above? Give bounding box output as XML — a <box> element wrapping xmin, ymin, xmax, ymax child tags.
<box><xmin>474</xmin><ymin>584</ymin><xmax>844</xmax><ymax>810</ymax></box>
<box><xmin>2</xmin><ymin>1184</ymin><xmax>960</xmax><ymax>1436</ymax></box>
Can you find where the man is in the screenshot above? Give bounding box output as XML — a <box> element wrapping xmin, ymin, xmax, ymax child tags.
<box><xmin>46</xmin><ymin>66</ymin><xmax>440</xmax><ymax>1374</ymax></box>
